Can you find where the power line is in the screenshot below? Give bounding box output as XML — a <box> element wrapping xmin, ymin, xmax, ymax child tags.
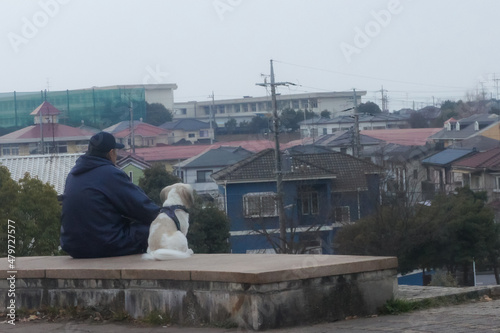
<box><xmin>273</xmin><ymin>59</ymin><xmax>468</xmax><ymax>90</ymax></box>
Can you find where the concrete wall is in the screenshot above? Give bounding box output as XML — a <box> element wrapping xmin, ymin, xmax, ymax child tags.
<box><xmin>0</xmin><ymin>269</ymin><xmax>396</xmax><ymax>330</ymax></box>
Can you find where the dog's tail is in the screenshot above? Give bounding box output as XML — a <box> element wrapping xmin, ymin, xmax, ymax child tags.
<box><xmin>142</xmin><ymin>249</ymin><xmax>192</xmax><ymax>260</ymax></box>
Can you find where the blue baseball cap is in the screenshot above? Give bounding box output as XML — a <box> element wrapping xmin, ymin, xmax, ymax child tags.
<box><xmin>88</xmin><ymin>132</ymin><xmax>125</xmax><ymax>153</ymax></box>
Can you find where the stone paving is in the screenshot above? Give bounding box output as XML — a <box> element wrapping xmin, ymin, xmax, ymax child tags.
<box><xmin>2</xmin><ymin>285</ymin><xmax>500</xmax><ymax>333</ymax></box>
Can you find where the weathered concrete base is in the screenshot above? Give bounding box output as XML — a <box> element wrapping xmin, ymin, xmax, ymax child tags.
<box><xmin>0</xmin><ymin>254</ymin><xmax>397</xmax><ymax>330</ymax></box>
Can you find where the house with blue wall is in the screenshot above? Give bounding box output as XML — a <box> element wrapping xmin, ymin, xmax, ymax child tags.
<box><xmin>211</xmin><ymin>148</ymin><xmax>383</xmax><ymax>254</ymax></box>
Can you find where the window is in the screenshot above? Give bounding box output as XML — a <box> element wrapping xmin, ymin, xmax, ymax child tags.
<box><xmin>188</xmin><ymin>133</ymin><xmax>195</xmax><ymax>138</ymax></box>
<box><xmin>334</xmin><ymin>206</ymin><xmax>350</xmax><ymax>223</ymax></box>
<box><xmin>322</xmin><ymin>128</ymin><xmax>327</xmax><ymax>135</ymax></box>
<box><xmin>128</xmin><ymin>171</ymin><xmax>133</xmax><ymax>182</ymax></box>
<box><xmin>300</xmin><ymin>192</ymin><xmax>319</xmax><ymax>215</ymax></box>
<box><xmin>199</xmin><ymin>130</ymin><xmax>209</xmax><ymax>138</ymax></box>
<box><xmin>471</xmin><ymin>175</ymin><xmax>480</xmax><ymax>189</ymax></box>
<box><xmin>2</xmin><ymin>145</ymin><xmax>19</xmax><ymax>156</ymax></box>
<box><xmin>495</xmin><ymin>176</ymin><xmax>500</xmax><ymax>192</ymax></box>
<box><xmin>413</xmin><ymin>169</ymin><xmax>418</xmax><ymax>180</ymax></box>
<box><xmin>196</xmin><ymin>170</ymin><xmax>213</xmax><ymax>183</ymax></box>
<box><xmin>243</xmin><ymin>192</ymin><xmax>278</xmax><ymax>218</ymax></box>
<box><xmin>292</xmin><ymin>100</ymin><xmax>299</xmax><ymax>109</ymax></box>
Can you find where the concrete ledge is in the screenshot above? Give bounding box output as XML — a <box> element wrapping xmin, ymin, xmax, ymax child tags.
<box><xmin>0</xmin><ymin>254</ymin><xmax>398</xmax><ymax>330</ymax></box>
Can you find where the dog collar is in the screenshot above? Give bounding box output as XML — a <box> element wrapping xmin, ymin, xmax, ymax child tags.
<box><xmin>160</xmin><ymin>205</ymin><xmax>189</xmax><ymax>231</ymax></box>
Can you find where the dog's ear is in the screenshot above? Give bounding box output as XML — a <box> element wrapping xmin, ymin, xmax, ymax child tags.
<box><xmin>180</xmin><ymin>184</ymin><xmax>195</xmax><ymax>208</ymax></box>
<box><xmin>159</xmin><ymin>185</ymin><xmax>172</xmax><ymax>204</ymax></box>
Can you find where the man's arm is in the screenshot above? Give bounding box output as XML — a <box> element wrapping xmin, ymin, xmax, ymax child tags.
<box><xmin>105</xmin><ymin>168</ymin><xmax>160</xmax><ymax>224</ymax></box>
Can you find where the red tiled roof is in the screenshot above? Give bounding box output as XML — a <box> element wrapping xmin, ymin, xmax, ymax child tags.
<box><xmin>30</xmin><ymin>101</ymin><xmax>61</xmax><ymax>116</ymax></box>
<box><xmin>0</xmin><ymin>123</ymin><xmax>94</xmax><ymax>142</ymax></box>
<box><xmin>134</xmin><ymin>139</ymin><xmax>297</xmax><ymax>162</ymax></box>
<box><xmin>452</xmin><ymin>147</ymin><xmax>500</xmax><ymax>170</ymax></box>
<box><xmin>361</xmin><ymin>128</ymin><xmax>442</xmax><ymax>146</ymax></box>
<box><xmin>113</xmin><ymin>123</ymin><xmax>169</xmax><ymax>138</ymax></box>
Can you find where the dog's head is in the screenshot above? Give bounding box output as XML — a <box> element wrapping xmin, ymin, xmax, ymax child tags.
<box><xmin>160</xmin><ymin>183</ymin><xmax>195</xmax><ymax>208</ymax></box>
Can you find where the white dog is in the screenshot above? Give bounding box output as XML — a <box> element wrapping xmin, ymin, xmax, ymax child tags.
<box><xmin>143</xmin><ymin>183</ymin><xmax>195</xmax><ymax>260</ymax></box>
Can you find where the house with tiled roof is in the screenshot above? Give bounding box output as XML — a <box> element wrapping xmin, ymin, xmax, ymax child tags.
<box><xmin>103</xmin><ymin>120</ymin><xmax>169</xmax><ymax>149</ymax></box>
<box><xmin>0</xmin><ymin>153</ymin><xmax>83</xmax><ymax>196</ymax></box>
<box><xmin>1</xmin><ymin>152</ymin><xmax>150</xmax><ymax>195</ymax></box>
<box><xmin>173</xmin><ymin>146</ymin><xmax>254</xmax><ymax>196</ymax></box>
<box><xmin>429</xmin><ymin>114</ymin><xmax>500</xmax><ymax>147</ymax></box>
<box><xmin>362</xmin><ymin>143</ymin><xmax>433</xmax><ymax>203</ymax></box>
<box><xmin>299</xmin><ymin>113</ymin><xmax>411</xmax><ymax>139</ymax></box>
<box><xmin>447</xmin><ymin>135</ymin><xmax>500</xmax><ymax>151</ymax></box>
<box><xmin>361</xmin><ymin>128</ymin><xmax>442</xmax><ymax>146</ymax></box>
<box><xmin>0</xmin><ymin>101</ymin><xmax>95</xmax><ymax>156</ymax></box>
<box><xmin>211</xmin><ymin>149</ymin><xmax>383</xmax><ymax>254</ymax></box>
<box><xmin>159</xmin><ymin>118</ymin><xmax>214</xmax><ymax>144</ymax></box>
<box><xmin>451</xmin><ymin>147</ymin><xmax>500</xmax><ymax>203</ymax></box>
<box><xmin>421</xmin><ymin>148</ymin><xmax>478</xmax><ymax>199</ymax></box>
<box><xmin>116</xmin><ymin>153</ymin><xmax>151</xmax><ymax>186</ymax></box>
<box><xmin>287</xmin><ymin>130</ymin><xmax>383</xmax><ymax>155</ymax></box>
<box><xmin>133</xmin><ymin>139</ymin><xmax>294</xmax><ymax>171</ymax></box>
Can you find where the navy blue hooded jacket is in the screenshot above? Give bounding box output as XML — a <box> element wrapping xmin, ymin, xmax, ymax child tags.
<box><xmin>60</xmin><ymin>154</ymin><xmax>160</xmax><ymax>258</ymax></box>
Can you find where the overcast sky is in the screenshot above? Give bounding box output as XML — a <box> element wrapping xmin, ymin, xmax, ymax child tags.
<box><xmin>1</xmin><ymin>0</ymin><xmax>499</xmax><ymax>111</ymax></box>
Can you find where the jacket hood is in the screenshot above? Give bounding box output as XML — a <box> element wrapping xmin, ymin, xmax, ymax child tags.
<box><xmin>70</xmin><ymin>154</ymin><xmax>114</xmax><ymax>175</ymax></box>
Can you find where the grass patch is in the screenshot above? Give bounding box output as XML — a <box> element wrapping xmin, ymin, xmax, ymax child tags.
<box><xmin>209</xmin><ymin>319</ymin><xmax>239</xmax><ymax>329</ymax></box>
<box><xmin>379</xmin><ymin>293</ymin><xmax>488</xmax><ymax>315</ymax></box>
<box><xmin>142</xmin><ymin>310</ymin><xmax>171</xmax><ymax>326</ymax></box>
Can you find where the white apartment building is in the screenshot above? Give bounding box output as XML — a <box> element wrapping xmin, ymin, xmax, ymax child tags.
<box><xmin>173</xmin><ymin>91</ymin><xmax>366</xmax><ymax>126</ymax></box>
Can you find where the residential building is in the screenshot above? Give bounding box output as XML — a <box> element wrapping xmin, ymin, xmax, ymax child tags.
<box><xmin>133</xmin><ymin>139</ymin><xmax>291</xmax><ymax>171</ymax></box>
<box><xmin>451</xmin><ymin>147</ymin><xmax>500</xmax><ymax>201</ymax></box>
<box><xmin>0</xmin><ymin>152</ymin><xmax>150</xmax><ymax>195</ymax></box>
<box><xmin>211</xmin><ymin>149</ymin><xmax>383</xmax><ymax>254</ymax></box>
<box><xmin>363</xmin><ymin>143</ymin><xmax>432</xmax><ymax>203</ymax></box>
<box><xmin>0</xmin><ymin>84</ymin><xmax>177</xmax><ymax>129</ymax></box>
<box><xmin>159</xmin><ymin>118</ymin><xmax>214</xmax><ymax>144</ymax></box>
<box><xmin>0</xmin><ymin>153</ymin><xmax>83</xmax><ymax>196</ymax></box>
<box><xmin>421</xmin><ymin>148</ymin><xmax>478</xmax><ymax>199</ymax></box>
<box><xmin>0</xmin><ymin>101</ymin><xmax>95</xmax><ymax>157</ymax></box>
<box><xmin>447</xmin><ymin>135</ymin><xmax>500</xmax><ymax>151</ymax></box>
<box><xmin>360</xmin><ymin>128</ymin><xmax>442</xmax><ymax>146</ymax></box>
<box><xmin>429</xmin><ymin>114</ymin><xmax>500</xmax><ymax>147</ymax></box>
<box><xmin>287</xmin><ymin>130</ymin><xmax>383</xmax><ymax>155</ymax></box>
<box><xmin>173</xmin><ymin>91</ymin><xmax>366</xmax><ymax>126</ymax></box>
<box><xmin>173</xmin><ymin>146</ymin><xmax>254</xmax><ymax>197</ymax></box>
<box><xmin>116</xmin><ymin>153</ymin><xmax>151</xmax><ymax>186</ymax></box>
<box><xmin>299</xmin><ymin>114</ymin><xmax>411</xmax><ymax>139</ymax></box>
<box><xmin>104</xmin><ymin>120</ymin><xmax>170</xmax><ymax>149</ymax></box>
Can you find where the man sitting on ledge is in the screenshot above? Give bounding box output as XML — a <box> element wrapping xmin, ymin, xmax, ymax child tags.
<box><xmin>60</xmin><ymin>131</ymin><xmax>160</xmax><ymax>258</ymax></box>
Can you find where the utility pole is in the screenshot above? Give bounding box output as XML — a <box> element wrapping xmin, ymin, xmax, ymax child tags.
<box><xmin>39</xmin><ymin>106</ymin><xmax>44</xmax><ymax>155</ymax></box>
<box><xmin>130</xmin><ymin>100</ymin><xmax>135</xmax><ymax>154</ymax></box>
<box><xmin>493</xmin><ymin>73</ymin><xmax>500</xmax><ymax>100</ymax></box>
<box><xmin>379</xmin><ymin>86</ymin><xmax>388</xmax><ymax>112</ymax></box>
<box><xmin>352</xmin><ymin>89</ymin><xmax>361</xmax><ymax>158</ymax></box>
<box><xmin>256</xmin><ymin>59</ymin><xmax>295</xmax><ymax>253</ymax></box>
<box><xmin>208</xmin><ymin>92</ymin><xmax>215</xmax><ymax>144</ymax></box>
